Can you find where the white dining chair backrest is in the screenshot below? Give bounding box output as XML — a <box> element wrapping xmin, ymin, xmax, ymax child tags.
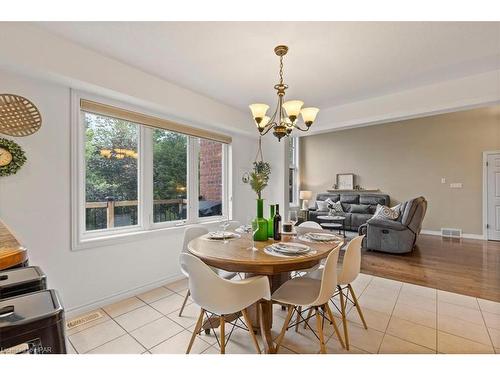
<box><xmin>309</xmin><ymin>243</ymin><xmax>341</xmax><ymax>307</ymax></box>
<box><xmin>298</xmin><ymin>221</ymin><xmax>322</xmax><ymax>229</ymax></box>
<box><xmin>182</xmin><ymin>226</ymin><xmax>208</xmax><ymax>254</ymax></box>
<box><xmin>180</xmin><ymin>226</ymin><xmax>208</xmax><ymax>277</ymax></box>
<box><xmin>180</xmin><ymin>253</ymin><xmax>271</xmax><ymax>315</ymax></box>
<box><xmin>338</xmin><ymin>235</ymin><xmax>364</xmax><ymax>285</ymax></box>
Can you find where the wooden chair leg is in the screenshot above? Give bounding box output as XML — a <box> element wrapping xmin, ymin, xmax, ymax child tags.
<box><xmin>325</xmin><ymin>303</ymin><xmax>345</xmax><ymax>349</ymax></box>
<box><xmin>242</xmin><ymin>308</ymin><xmax>261</xmax><ymax>354</ymax></box>
<box><xmin>295</xmin><ymin>306</ymin><xmax>302</xmax><ymax>332</ymax></box>
<box><xmin>338</xmin><ymin>286</ymin><xmax>350</xmax><ymax>350</ymax></box>
<box><xmin>348</xmin><ymin>284</ymin><xmax>368</xmax><ymax>329</ymax></box>
<box><xmin>315</xmin><ymin>306</ymin><xmax>326</xmax><ymax>354</ymax></box>
<box><xmin>275</xmin><ymin>305</ymin><xmax>294</xmax><ymax>353</ymax></box>
<box><xmin>220</xmin><ymin>315</ymin><xmax>225</xmax><ymax>354</ymax></box>
<box><xmin>186</xmin><ymin>308</ymin><xmax>205</xmax><ymax>354</ymax></box>
<box><xmin>303</xmin><ymin>307</ymin><xmax>313</xmax><ymax>329</ymax></box>
<box><xmin>178</xmin><ymin>289</ymin><xmax>190</xmax><ymax>317</ymax></box>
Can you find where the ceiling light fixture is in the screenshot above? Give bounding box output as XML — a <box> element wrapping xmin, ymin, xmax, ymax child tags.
<box><xmin>249</xmin><ymin>45</ymin><xmax>319</xmax><ymax>141</ymax></box>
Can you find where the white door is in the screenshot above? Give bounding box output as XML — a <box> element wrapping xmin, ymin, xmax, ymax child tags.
<box><xmin>487</xmin><ymin>153</ymin><xmax>500</xmax><ymax>241</ymax></box>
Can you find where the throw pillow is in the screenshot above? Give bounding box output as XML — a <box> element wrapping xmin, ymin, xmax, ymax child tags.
<box><xmin>316</xmin><ymin>200</ymin><xmax>329</xmax><ymax>211</ymax></box>
<box><xmin>349</xmin><ymin>204</ymin><xmax>371</xmax><ymax>214</ymax></box>
<box><xmin>373</xmin><ymin>204</ymin><xmax>400</xmax><ymax>220</ymax></box>
<box><xmin>327</xmin><ymin>199</ymin><xmax>343</xmax><ymax>213</ymax></box>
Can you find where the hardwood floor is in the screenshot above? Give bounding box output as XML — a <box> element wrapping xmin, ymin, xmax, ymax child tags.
<box><xmin>355</xmin><ymin>234</ymin><xmax>500</xmax><ymax>302</ymax></box>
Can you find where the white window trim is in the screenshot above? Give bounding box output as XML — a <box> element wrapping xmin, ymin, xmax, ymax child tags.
<box><xmin>70</xmin><ymin>90</ymin><xmax>231</xmax><ymax>251</ymax></box>
<box><xmin>289</xmin><ymin>136</ymin><xmax>300</xmax><ymax>208</ymax></box>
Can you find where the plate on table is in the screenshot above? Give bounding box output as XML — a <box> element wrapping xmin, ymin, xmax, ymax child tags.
<box><xmin>270</xmin><ymin>242</ymin><xmax>310</xmax><ymax>255</ymax></box>
<box><xmin>235</xmin><ymin>225</ymin><xmax>252</xmax><ymax>234</ymax></box>
<box><xmin>206</xmin><ymin>231</ymin><xmax>240</xmax><ymax>240</ymax></box>
<box><xmin>304</xmin><ymin>232</ymin><xmax>339</xmax><ymax>242</ymax></box>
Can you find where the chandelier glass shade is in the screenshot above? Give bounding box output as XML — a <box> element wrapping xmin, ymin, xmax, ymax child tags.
<box><xmin>249</xmin><ymin>45</ymin><xmax>319</xmax><ymax>141</ymax></box>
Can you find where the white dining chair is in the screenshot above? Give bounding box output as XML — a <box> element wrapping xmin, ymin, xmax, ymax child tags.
<box><xmin>298</xmin><ymin>221</ymin><xmax>322</xmax><ymax>229</ymax></box>
<box><xmin>178</xmin><ymin>226</ymin><xmax>237</xmax><ymax>317</ymax></box>
<box><xmin>181</xmin><ymin>253</ymin><xmax>271</xmax><ymax>354</ymax></box>
<box><xmin>292</xmin><ymin>221</ymin><xmax>324</xmax><ymax>279</ymax></box>
<box><xmin>304</xmin><ymin>235</ymin><xmax>367</xmax><ymax>350</ymax></box>
<box><xmin>271</xmin><ymin>244</ymin><xmax>345</xmax><ymax>354</ymax></box>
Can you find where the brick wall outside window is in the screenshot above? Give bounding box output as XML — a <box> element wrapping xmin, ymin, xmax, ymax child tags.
<box><xmin>199</xmin><ymin>139</ymin><xmax>222</xmax><ymax>201</ymax></box>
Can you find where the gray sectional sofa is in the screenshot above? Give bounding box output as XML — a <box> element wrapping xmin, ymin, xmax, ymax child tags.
<box><xmin>308</xmin><ymin>192</ymin><xmax>390</xmax><ymax>231</ymax></box>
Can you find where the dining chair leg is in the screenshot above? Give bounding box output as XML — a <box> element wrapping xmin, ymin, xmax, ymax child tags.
<box><xmin>186</xmin><ymin>308</ymin><xmax>205</xmax><ymax>354</ymax></box>
<box><xmin>295</xmin><ymin>306</ymin><xmax>302</xmax><ymax>332</ymax></box>
<box><xmin>242</xmin><ymin>308</ymin><xmax>261</xmax><ymax>354</ymax></box>
<box><xmin>220</xmin><ymin>315</ymin><xmax>226</xmax><ymax>354</ymax></box>
<box><xmin>303</xmin><ymin>308</ymin><xmax>313</xmax><ymax>330</ymax></box>
<box><xmin>348</xmin><ymin>284</ymin><xmax>368</xmax><ymax>329</ymax></box>
<box><xmin>338</xmin><ymin>285</ymin><xmax>349</xmax><ymax>350</ymax></box>
<box><xmin>275</xmin><ymin>305</ymin><xmax>294</xmax><ymax>353</ymax></box>
<box><xmin>315</xmin><ymin>306</ymin><xmax>326</xmax><ymax>354</ymax></box>
<box><xmin>179</xmin><ymin>289</ymin><xmax>191</xmax><ymax>317</ymax></box>
<box><xmin>325</xmin><ymin>303</ymin><xmax>345</xmax><ymax>349</ymax></box>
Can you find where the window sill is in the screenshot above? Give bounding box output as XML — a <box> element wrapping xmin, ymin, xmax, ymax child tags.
<box><xmin>72</xmin><ymin>218</ymin><xmax>229</xmax><ymax>251</ymax></box>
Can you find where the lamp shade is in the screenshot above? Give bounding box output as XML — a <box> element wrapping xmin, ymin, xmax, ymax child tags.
<box><xmin>299</xmin><ymin>190</ymin><xmax>312</xmax><ymax>200</ymax></box>
<box><xmin>283</xmin><ymin>100</ymin><xmax>304</xmax><ymax>118</ymax></box>
<box><xmin>300</xmin><ymin>107</ymin><xmax>319</xmax><ymax>123</ymax></box>
<box><xmin>249</xmin><ymin>103</ymin><xmax>270</xmax><ymax>119</ymax></box>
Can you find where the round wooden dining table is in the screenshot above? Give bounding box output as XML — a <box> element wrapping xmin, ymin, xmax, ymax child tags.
<box><xmin>188</xmin><ymin>232</ymin><xmax>343</xmax><ymax>353</ymax></box>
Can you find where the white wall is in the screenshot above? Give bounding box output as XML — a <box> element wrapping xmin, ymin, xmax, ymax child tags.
<box><xmin>0</xmin><ymin>69</ymin><xmax>260</xmax><ymax>315</ymax></box>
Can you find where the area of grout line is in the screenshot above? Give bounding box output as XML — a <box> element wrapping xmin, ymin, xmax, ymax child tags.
<box><xmin>476</xmin><ymin>296</ymin><xmax>497</xmax><ymax>350</ymax></box>
<box><xmin>376</xmin><ymin>280</ymin><xmax>405</xmax><ymax>354</ymax></box>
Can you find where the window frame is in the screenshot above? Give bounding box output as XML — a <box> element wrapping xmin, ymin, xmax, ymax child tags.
<box><xmin>71</xmin><ymin>91</ymin><xmax>230</xmax><ymax>250</ymax></box>
<box><xmin>288</xmin><ymin>136</ymin><xmax>300</xmax><ymax>208</ymax></box>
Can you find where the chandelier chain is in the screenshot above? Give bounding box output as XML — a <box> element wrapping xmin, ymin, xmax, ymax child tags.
<box><xmin>279</xmin><ymin>56</ymin><xmax>284</xmax><ymax>85</ymax></box>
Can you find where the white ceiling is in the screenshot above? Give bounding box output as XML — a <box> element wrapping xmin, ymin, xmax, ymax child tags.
<box><xmin>37</xmin><ymin>22</ymin><xmax>500</xmax><ymax>113</ymax></box>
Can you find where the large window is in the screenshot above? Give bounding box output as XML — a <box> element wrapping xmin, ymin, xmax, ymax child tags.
<box><xmin>72</xmin><ymin>93</ymin><xmax>230</xmax><ymax>249</ymax></box>
<box><xmin>153</xmin><ymin>129</ymin><xmax>188</xmax><ymax>223</ymax></box>
<box><xmin>288</xmin><ymin>137</ymin><xmax>299</xmax><ymax>207</ymax></box>
<box><xmin>84</xmin><ymin>113</ymin><xmax>139</xmax><ymax>231</ymax></box>
<box><xmin>198</xmin><ymin>138</ymin><xmax>223</xmax><ymax>218</ymax></box>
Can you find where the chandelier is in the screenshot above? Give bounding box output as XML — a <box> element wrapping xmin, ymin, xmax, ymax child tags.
<box><xmin>249</xmin><ymin>45</ymin><xmax>319</xmax><ymax>141</ymax></box>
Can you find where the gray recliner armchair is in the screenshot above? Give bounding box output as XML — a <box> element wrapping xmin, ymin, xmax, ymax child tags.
<box><xmin>359</xmin><ymin>197</ymin><xmax>427</xmax><ymax>254</ymax></box>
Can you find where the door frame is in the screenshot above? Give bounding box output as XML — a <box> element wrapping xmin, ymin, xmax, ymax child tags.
<box><xmin>482</xmin><ymin>150</ymin><xmax>500</xmax><ymax>240</ymax></box>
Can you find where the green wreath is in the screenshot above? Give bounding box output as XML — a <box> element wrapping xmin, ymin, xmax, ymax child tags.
<box><xmin>0</xmin><ymin>138</ymin><xmax>27</xmax><ymax>177</ymax></box>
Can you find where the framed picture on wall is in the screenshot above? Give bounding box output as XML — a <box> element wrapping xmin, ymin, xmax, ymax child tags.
<box><xmin>336</xmin><ymin>173</ymin><xmax>355</xmax><ymax>190</ymax></box>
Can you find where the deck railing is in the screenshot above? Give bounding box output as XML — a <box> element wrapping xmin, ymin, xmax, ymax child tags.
<box><xmin>85</xmin><ymin>198</ymin><xmax>187</xmax><ymax>229</ymax></box>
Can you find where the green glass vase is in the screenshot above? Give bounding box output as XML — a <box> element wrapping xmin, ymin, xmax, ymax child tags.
<box><xmin>253</xmin><ymin>198</ymin><xmax>268</xmax><ymax>241</ymax></box>
<box><xmin>268</xmin><ymin>204</ymin><xmax>275</xmax><ymax>238</ymax></box>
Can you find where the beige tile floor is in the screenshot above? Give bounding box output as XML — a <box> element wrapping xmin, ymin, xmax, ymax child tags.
<box><xmin>66</xmin><ymin>274</ymin><xmax>500</xmax><ymax>354</ymax></box>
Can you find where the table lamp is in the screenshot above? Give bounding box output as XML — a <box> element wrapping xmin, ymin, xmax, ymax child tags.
<box><xmin>299</xmin><ymin>190</ymin><xmax>313</xmax><ymax>210</ymax></box>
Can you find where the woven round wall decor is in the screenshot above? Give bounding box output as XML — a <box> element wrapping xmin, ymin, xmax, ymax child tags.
<box><xmin>0</xmin><ymin>94</ymin><xmax>42</xmax><ymax>137</ymax></box>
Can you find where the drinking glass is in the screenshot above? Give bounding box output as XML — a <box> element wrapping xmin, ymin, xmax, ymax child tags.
<box><xmin>247</xmin><ymin>217</ymin><xmax>259</xmax><ymax>251</ymax></box>
<box><xmin>289</xmin><ymin>210</ymin><xmax>298</xmax><ymax>235</ymax></box>
<box><xmin>220</xmin><ymin>218</ymin><xmax>230</xmax><ymax>244</ymax></box>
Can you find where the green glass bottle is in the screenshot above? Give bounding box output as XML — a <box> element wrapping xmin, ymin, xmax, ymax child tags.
<box><xmin>253</xmin><ymin>198</ymin><xmax>268</xmax><ymax>241</ymax></box>
<box><xmin>268</xmin><ymin>204</ymin><xmax>275</xmax><ymax>238</ymax></box>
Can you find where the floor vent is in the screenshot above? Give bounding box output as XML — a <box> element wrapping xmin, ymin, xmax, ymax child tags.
<box><xmin>66</xmin><ymin>311</ymin><xmax>104</xmax><ymax>329</ymax></box>
<box><xmin>441</xmin><ymin>228</ymin><xmax>462</xmax><ymax>238</ymax></box>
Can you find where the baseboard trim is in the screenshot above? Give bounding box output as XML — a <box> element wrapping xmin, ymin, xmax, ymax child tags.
<box><xmin>420</xmin><ymin>229</ymin><xmax>486</xmax><ymax>240</ymax></box>
<box><xmin>65</xmin><ymin>273</ymin><xmax>185</xmax><ymax>319</ymax></box>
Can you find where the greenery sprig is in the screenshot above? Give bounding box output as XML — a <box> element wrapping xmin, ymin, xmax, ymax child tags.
<box><xmin>250</xmin><ymin>160</ymin><xmax>271</xmax><ymax>199</ymax></box>
<box><xmin>0</xmin><ymin>138</ymin><xmax>26</xmax><ymax>177</ymax></box>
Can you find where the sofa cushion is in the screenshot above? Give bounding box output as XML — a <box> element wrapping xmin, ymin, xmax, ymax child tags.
<box><xmin>316</xmin><ymin>200</ymin><xmax>329</xmax><ymax>211</ymax></box>
<box><xmin>373</xmin><ymin>204</ymin><xmax>400</xmax><ymax>220</ymax></box>
<box><xmin>349</xmin><ymin>204</ymin><xmax>371</xmax><ymax>214</ymax></box>
<box><xmin>351</xmin><ymin>213</ymin><xmax>373</xmax><ymax>230</ymax></box>
<box><xmin>327</xmin><ymin>199</ymin><xmax>344</xmax><ymax>213</ymax></box>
